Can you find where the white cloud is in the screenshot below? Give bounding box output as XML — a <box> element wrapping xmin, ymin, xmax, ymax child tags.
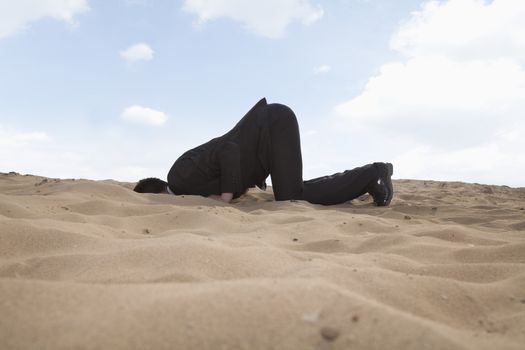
<box><xmin>182</xmin><ymin>0</ymin><xmax>323</xmax><ymax>38</ymax></box>
<box><xmin>120</xmin><ymin>43</ymin><xmax>154</xmax><ymax>63</ymax></box>
<box><xmin>392</xmin><ymin>123</ymin><xmax>525</xmax><ymax>187</ymax></box>
<box><xmin>0</xmin><ymin>124</ymin><xmax>170</xmax><ymax>181</ymax></box>
<box><xmin>0</xmin><ymin>0</ymin><xmax>89</xmax><ymax>39</ymax></box>
<box><xmin>336</xmin><ymin>56</ymin><xmax>525</xmax><ymax>130</ymax></box>
<box><xmin>121</xmin><ymin>105</ymin><xmax>167</xmax><ymax>126</ymax></box>
<box><xmin>313</xmin><ymin>64</ymin><xmax>331</xmax><ymax>74</ymax></box>
<box><xmin>0</xmin><ymin>126</ymin><xmax>57</xmax><ymax>176</ymax></box>
<box><xmin>390</xmin><ymin>0</ymin><xmax>525</xmax><ymax>62</ymax></box>
<box><xmin>0</xmin><ymin>126</ymin><xmax>50</xmax><ymax>147</ymax></box>
<box><xmin>335</xmin><ymin>0</ymin><xmax>525</xmax><ymax>186</ymax></box>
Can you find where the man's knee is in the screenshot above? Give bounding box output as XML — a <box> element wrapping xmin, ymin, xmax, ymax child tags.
<box><xmin>267</xmin><ymin>103</ymin><xmax>298</xmax><ymax>125</ymax></box>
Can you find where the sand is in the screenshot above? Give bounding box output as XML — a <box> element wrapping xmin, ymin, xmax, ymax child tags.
<box><xmin>1</xmin><ymin>171</ymin><xmax>524</xmax><ymax>350</ymax></box>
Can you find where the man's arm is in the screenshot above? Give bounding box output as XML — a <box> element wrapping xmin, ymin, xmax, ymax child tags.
<box><xmin>217</xmin><ymin>142</ymin><xmax>242</xmax><ymax>202</ymax></box>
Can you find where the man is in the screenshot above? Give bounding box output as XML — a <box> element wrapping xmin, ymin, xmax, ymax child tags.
<box><xmin>134</xmin><ymin>98</ymin><xmax>394</xmax><ymax>206</ymax></box>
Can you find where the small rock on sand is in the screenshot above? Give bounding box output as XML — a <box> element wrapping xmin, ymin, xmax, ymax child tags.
<box><xmin>320</xmin><ymin>327</ymin><xmax>339</xmax><ymax>341</ymax></box>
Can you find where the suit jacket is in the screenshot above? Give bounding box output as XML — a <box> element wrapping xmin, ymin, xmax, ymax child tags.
<box><xmin>167</xmin><ymin>98</ymin><xmax>271</xmax><ymax>198</ymax></box>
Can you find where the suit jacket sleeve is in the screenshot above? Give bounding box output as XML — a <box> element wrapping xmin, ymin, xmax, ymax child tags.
<box><xmin>217</xmin><ymin>141</ymin><xmax>242</xmax><ymax>194</ymax></box>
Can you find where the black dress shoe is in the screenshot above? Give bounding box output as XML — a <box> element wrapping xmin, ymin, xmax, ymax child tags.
<box><xmin>369</xmin><ymin>163</ymin><xmax>394</xmax><ymax>206</ymax></box>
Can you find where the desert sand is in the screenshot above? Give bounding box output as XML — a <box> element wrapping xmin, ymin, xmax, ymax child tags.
<box><xmin>1</xmin><ymin>171</ymin><xmax>524</xmax><ymax>350</ymax></box>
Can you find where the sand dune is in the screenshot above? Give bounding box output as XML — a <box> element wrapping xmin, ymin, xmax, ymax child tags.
<box><xmin>1</xmin><ymin>172</ymin><xmax>524</xmax><ymax>349</ymax></box>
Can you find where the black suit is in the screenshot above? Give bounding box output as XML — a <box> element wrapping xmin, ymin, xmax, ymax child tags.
<box><xmin>167</xmin><ymin>98</ymin><xmax>380</xmax><ymax>204</ymax></box>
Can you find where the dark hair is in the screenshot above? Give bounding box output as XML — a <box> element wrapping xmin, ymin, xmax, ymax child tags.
<box><xmin>134</xmin><ymin>177</ymin><xmax>168</xmax><ymax>194</ymax></box>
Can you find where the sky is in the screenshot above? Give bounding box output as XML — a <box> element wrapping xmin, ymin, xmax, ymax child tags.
<box><xmin>1</xmin><ymin>0</ymin><xmax>524</xmax><ymax>187</ymax></box>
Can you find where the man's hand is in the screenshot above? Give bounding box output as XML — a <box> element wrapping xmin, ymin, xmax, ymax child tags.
<box><xmin>220</xmin><ymin>192</ymin><xmax>233</xmax><ymax>203</ymax></box>
<box><xmin>209</xmin><ymin>192</ymin><xmax>233</xmax><ymax>203</ymax></box>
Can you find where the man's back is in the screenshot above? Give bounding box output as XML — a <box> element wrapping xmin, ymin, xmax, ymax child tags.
<box><xmin>167</xmin><ymin>98</ymin><xmax>271</xmax><ymax>197</ymax></box>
